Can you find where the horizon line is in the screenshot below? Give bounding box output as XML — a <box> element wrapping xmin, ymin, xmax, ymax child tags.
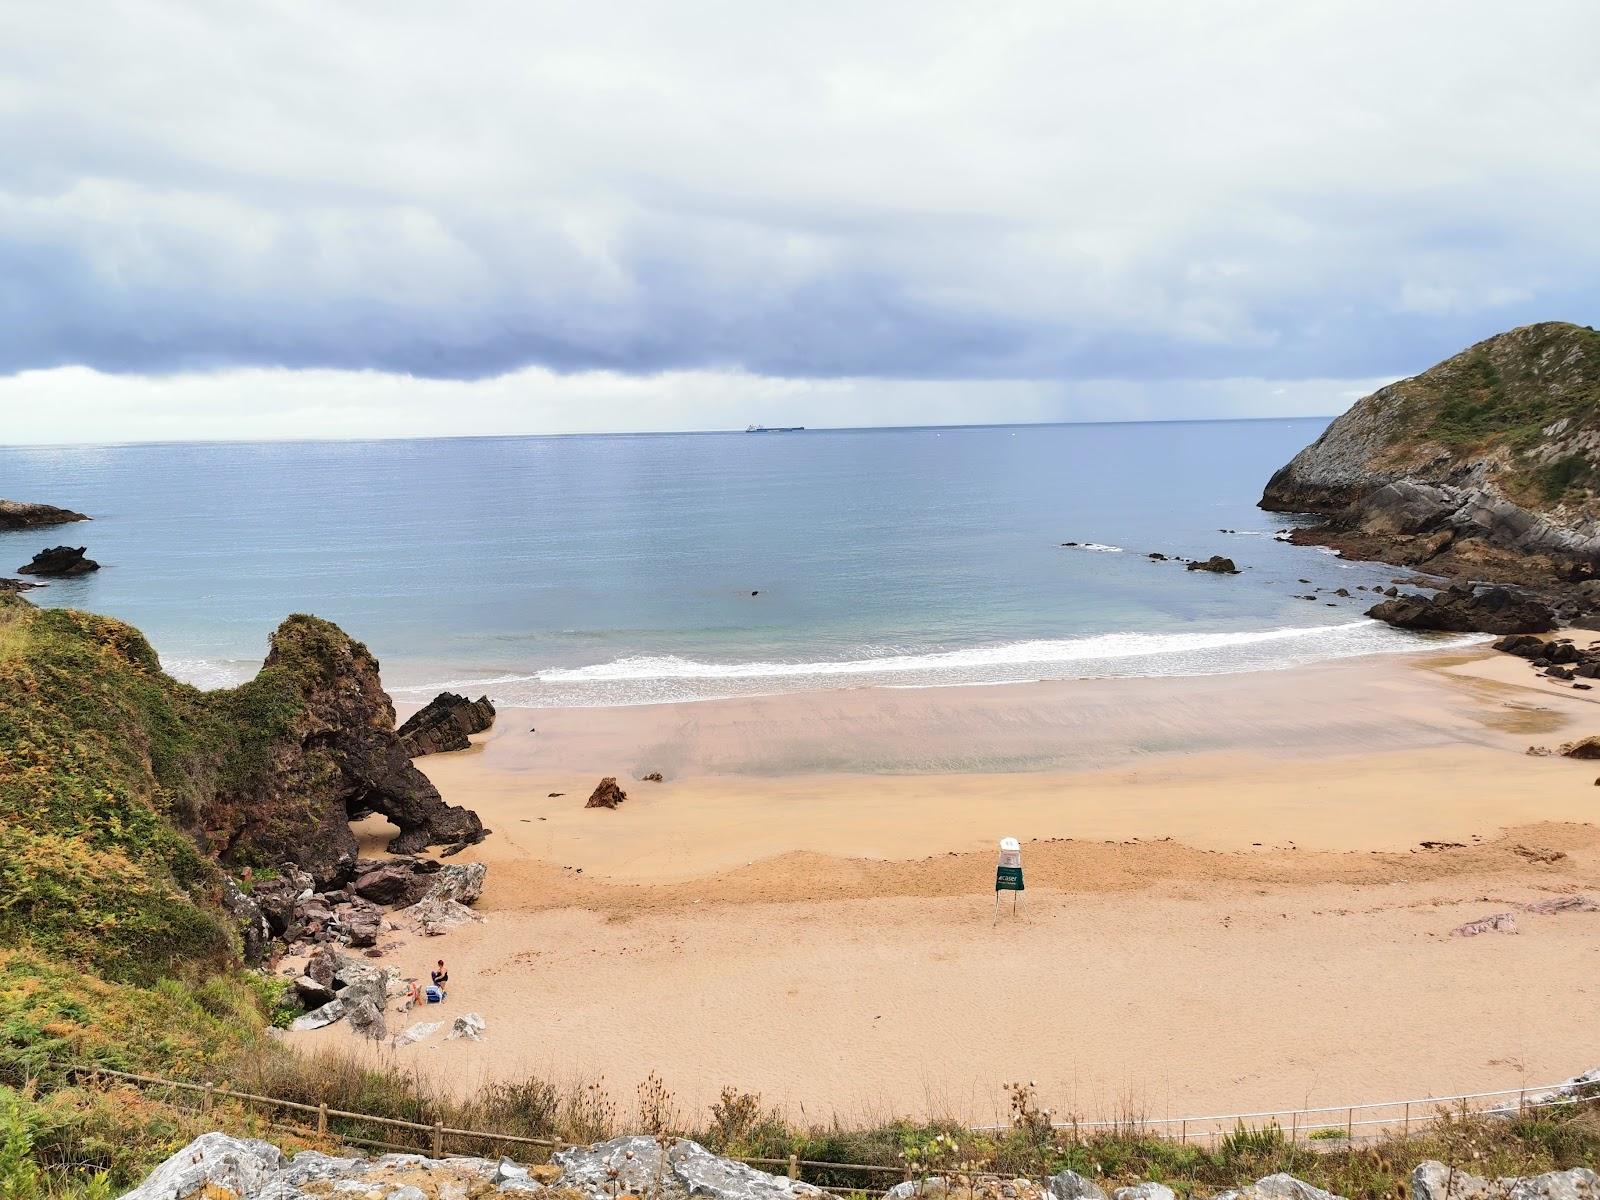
<box><xmin>0</xmin><ymin>412</ymin><xmax>1336</xmax><ymax>453</ymax></box>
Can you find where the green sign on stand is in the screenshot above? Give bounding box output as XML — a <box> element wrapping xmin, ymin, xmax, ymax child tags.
<box><xmin>995</xmin><ymin>865</ymin><xmax>1024</xmax><ymax>892</ymax></box>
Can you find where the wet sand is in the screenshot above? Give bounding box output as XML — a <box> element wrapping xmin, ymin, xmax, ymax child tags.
<box><xmin>297</xmin><ymin>643</ymin><xmax>1600</xmax><ymax>1125</ymax></box>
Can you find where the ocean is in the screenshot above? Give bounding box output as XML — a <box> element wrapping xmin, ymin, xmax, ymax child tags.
<box><xmin>0</xmin><ymin>420</ymin><xmax>1472</xmax><ymax>707</ymax></box>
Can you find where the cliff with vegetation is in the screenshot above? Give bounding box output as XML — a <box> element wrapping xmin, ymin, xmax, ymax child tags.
<box><xmin>1261</xmin><ymin>322</ymin><xmax>1600</xmax><ymax>605</ymax></box>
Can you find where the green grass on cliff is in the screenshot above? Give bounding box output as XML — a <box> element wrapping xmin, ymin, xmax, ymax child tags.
<box><xmin>0</xmin><ymin>597</ymin><xmax>235</xmax><ymax>985</ymax></box>
<box><xmin>1377</xmin><ymin>323</ymin><xmax>1600</xmax><ymax>508</ymax></box>
<box><xmin>0</xmin><ymin>598</ymin><xmax>373</xmax><ymax>984</ymax></box>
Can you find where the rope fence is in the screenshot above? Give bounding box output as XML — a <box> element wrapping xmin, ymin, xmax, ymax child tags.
<box><xmin>49</xmin><ymin>1062</ymin><xmax>1600</xmax><ymax>1183</ymax></box>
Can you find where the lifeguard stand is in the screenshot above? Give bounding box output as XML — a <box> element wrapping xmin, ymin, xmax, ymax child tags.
<box><xmin>995</xmin><ymin>836</ymin><xmax>1023</xmax><ymax>916</ymax></box>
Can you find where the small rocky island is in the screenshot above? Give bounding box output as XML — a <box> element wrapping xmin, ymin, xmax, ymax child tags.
<box><xmin>0</xmin><ymin>497</ymin><xmax>90</xmax><ymax>530</ymax></box>
<box><xmin>1262</xmin><ymin>321</ymin><xmax>1600</xmax><ymax>628</ymax></box>
<box><xmin>17</xmin><ymin>544</ymin><xmax>99</xmax><ymax>575</ymax></box>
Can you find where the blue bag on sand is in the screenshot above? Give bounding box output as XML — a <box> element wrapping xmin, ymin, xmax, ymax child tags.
<box><xmin>425</xmin><ymin>985</ymin><xmax>445</xmax><ymax>1003</ymax></box>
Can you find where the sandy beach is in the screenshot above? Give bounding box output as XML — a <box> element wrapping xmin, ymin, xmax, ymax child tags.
<box><xmin>295</xmin><ymin>641</ymin><xmax>1600</xmax><ymax>1126</ymax></box>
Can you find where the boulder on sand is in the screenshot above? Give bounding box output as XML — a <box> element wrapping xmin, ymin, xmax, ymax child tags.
<box><xmin>1366</xmin><ymin>582</ymin><xmax>1556</xmax><ymax>634</ymax></box>
<box><xmin>17</xmin><ymin>546</ymin><xmax>99</xmax><ymax>576</ymax></box>
<box><xmin>397</xmin><ymin>691</ymin><xmax>497</xmax><ymax>757</ymax></box>
<box><xmin>1561</xmin><ymin>737</ymin><xmax>1600</xmax><ymax>760</ymax></box>
<box><xmin>586</xmin><ymin>777</ymin><xmax>627</xmax><ymax>809</ymax></box>
<box><xmin>353</xmin><ymin>857</ymin><xmax>439</xmax><ymax>907</ymax></box>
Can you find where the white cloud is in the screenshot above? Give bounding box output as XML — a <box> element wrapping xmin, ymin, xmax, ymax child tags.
<box><xmin>0</xmin><ymin>0</ymin><xmax>1596</xmax><ymax>439</ymax></box>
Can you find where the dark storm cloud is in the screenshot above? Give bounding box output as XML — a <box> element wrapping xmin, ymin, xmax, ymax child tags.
<box><xmin>2</xmin><ymin>0</ymin><xmax>1598</xmax><ymax>392</ymax></box>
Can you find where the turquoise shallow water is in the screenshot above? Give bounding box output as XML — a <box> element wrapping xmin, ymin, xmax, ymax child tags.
<box><xmin>0</xmin><ymin>420</ymin><xmax>1469</xmax><ymax>705</ymax></box>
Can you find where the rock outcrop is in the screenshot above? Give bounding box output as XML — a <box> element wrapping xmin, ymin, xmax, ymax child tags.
<box><xmin>397</xmin><ymin>691</ymin><xmax>497</xmax><ymax>756</ymax></box>
<box><xmin>0</xmin><ymin>577</ymin><xmax>42</xmax><ymax>593</ymax></box>
<box><xmin>1186</xmin><ymin>555</ymin><xmax>1240</xmax><ymax>574</ymax></box>
<box><xmin>586</xmin><ymin>776</ymin><xmax>627</xmax><ymax>809</ymax></box>
<box><xmin>122</xmin><ymin>1133</ymin><xmax>833</xmax><ymax>1200</ymax></box>
<box><xmin>204</xmin><ymin>615</ymin><xmax>485</xmax><ymax>887</ymax></box>
<box><xmin>17</xmin><ymin>545</ymin><xmax>99</xmax><ymax>575</ymax></box>
<box><xmin>0</xmin><ymin>498</ymin><xmax>89</xmax><ymax>530</ymax></box>
<box><xmin>1261</xmin><ymin>322</ymin><xmax>1600</xmax><ymax>610</ymax></box>
<box><xmin>1411</xmin><ymin>1160</ymin><xmax>1600</xmax><ymax>1200</ymax></box>
<box><xmin>1365</xmin><ymin>583</ymin><xmax>1556</xmax><ymax>634</ymax></box>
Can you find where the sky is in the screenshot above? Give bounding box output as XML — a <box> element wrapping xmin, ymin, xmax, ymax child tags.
<box><xmin>2</xmin><ymin>1</ymin><xmax>1598</xmax><ymax>444</ymax></box>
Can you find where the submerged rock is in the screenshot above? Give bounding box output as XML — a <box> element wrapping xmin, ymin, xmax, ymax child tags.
<box><xmin>397</xmin><ymin>691</ymin><xmax>497</xmax><ymax>757</ymax></box>
<box><xmin>17</xmin><ymin>545</ymin><xmax>99</xmax><ymax>576</ymax></box>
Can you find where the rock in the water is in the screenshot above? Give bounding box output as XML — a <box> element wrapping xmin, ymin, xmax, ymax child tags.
<box><xmin>1049</xmin><ymin>1170</ymin><xmax>1109</xmax><ymax>1200</ymax></box>
<box><xmin>117</xmin><ymin>1131</ymin><xmax>284</xmax><ymax>1200</ymax></box>
<box><xmin>586</xmin><ymin>777</ymin><xmax>628</xmax><ymax>809</ymax></box>
<box><xmin>643</xmin><ymin>771</ymin><xmax>665</xmax><ymax>782</ymax></box>
<box><xmin>17</xmin><ymin>545</ymin><xmax>99</xmax><ymax>576</ymax></box>
<box><xmin>1366</xmin><ymin>583</ymin><xmax>1556</xmax><ymax>634</ymax></box>
<box><xmin>0</xmin><ymin>577</ymin><xmax>43</xmax><ymax>594</ymax></box>
<box><xmin>0</xmin><ymin>499</ymin><xmax>90</xmax><ymax>530</ymax></box>
<box><xmin>1412</xmin><ymin>1160</ymin><xmax>1600</xmax><ymax>1200</ymax></box>
<box><xmin>397</xmin><ymin>691</ymin><xmax>497</xmax><ymax>757</ymax></box>
<box><xmin>1186</xmin><ymin>555</ymin><xmax>1240</xmax><ymax>574</ymax></box>
<box><xmin>447</xmin><ymin>1012</ymin><xmax>487</xmax><ymax>1041</ymax></box>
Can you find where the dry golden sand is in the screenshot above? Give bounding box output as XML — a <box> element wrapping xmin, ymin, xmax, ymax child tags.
<box><xmin>301</xmin><ymin>643</ymin><xmax>1600</xmax><ymax>1125</ymax></box>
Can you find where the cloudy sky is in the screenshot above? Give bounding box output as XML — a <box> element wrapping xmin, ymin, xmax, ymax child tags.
<box><xmin>3</xmin><ymin>1</ymin><xmax>1598</xmax><ymax>443</ymax></box>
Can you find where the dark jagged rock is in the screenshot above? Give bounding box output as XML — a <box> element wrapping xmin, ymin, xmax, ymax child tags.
<box><xmin>1493</xmin><ymin>633</ymin><xmax>1550</xmax><ymax>658</ymax></box>
<box><xmin>203</xmin><ymin>616</ymin><xmax>485</xmax><ymax>887</ymax></box>
<box><xmin>352</xmin><ymin>858</ymin><xmax>438</xmax><ymax>907</ymax></box>
<box><xmin>0</xmin><ymin>499</ymin><xmax>90</xmax><ymax>530</ymax></box>
<box><xmin>586</xmin><ymin>777</ymin><xmax>627</xmax><ymax>809</ymax></box>
<box><xmin>17</xmin><ymin>546</ymin><xmax>99</xmax><ymax>576</ymax></box>
<box><xmin>1366</xmin><ymin>583</ymin><xmax>1556</xmax><ymax>634</ymax></box>
<box><xmin>642</xmin><ymin>771</ymin><xmax>664</xmax><ymax>782</ymax></box>
<box><xmin>1261</xmin><ymin>322</ymin><xmax>1600</xmax><ymax>607</ymax></box>
<box><xmin>1185</xmin><ymin>555</ymin><xmax>1240</xmax><ymax>574</ymax></box>
<box><xmin>397</xmin><ymin>691</ymin><xmax>497</xmax><ymax>756</ymax></box>
<box><xmin>0</xmin><ymin>578</ymin><xmax>42</xmax><ymax>594</ymax></box>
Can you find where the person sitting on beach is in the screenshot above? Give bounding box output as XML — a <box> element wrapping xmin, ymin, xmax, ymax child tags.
<box><xmin>431</xmin><ymin>959</ymin><xmax>449</xmax><ymax>989</ymax></box>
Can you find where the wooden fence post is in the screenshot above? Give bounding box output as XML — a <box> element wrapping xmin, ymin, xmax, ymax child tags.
<box><xmin>432</xmin><ymin>1120</ymin><xmax>444</xmax><ymax>1158</ymax></box>
<box><xmin>1180</xmin><ymin>1120</ymin><xmax>1187</xmax><ymax>1145</ymax></box>
<box><xmin>318</xmin><ymin>1104</ymin><xmax>328</xmax><ymax>1136</ymax></box>
<box><xmin>202</xmin><ymin>1084</ymin><xmax>214</xmax><ymax>1116</ymax></box>
<box><xmin>788</xmin><ymin>1154</ymin><xmax>798</xmax><ymax>1181</ymax></box>
<box><xmin>1346</xmin><ymin>1109</ymin><xmax>1353</xmax><ymax>1143</ymax></box>
<box><xmin>1403</xmin><ymin>1103</ymin><xmax>1410</xmax><ymax>1138</ymax></box>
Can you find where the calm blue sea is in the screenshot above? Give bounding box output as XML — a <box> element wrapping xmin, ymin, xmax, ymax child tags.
<box><xmin>0</xmin><ymin>420</ymin><xmax>1467</xmax><ymax>706</ymax></box>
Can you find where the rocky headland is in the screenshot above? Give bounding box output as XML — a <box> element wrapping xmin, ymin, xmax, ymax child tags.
<box><xmin>0</xmin><ymin>592</ymin><xmax>485</xmax><ymax>986</ymax></box>
<box><xmin>0</xmin><ymin>497</ymin><xmax>90</xmax><ymax>529</ymax></box>
<box><xmin>1261</xmin><ymin>321</ymin><xmax>1600</xmax><ymax>625</ymax></box>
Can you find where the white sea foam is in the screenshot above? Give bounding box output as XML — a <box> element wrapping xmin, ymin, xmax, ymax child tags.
<box><xmin>538</xmin><ymin>624</ymin><xmax>1367</xmax><ymax>682</ymax></box>
<box><xmin>1060</xmin><ymin>542</ymin><xmax>1123</xmax><ymax>553</ymax></box>
<box><xmin>168</xmin><ymin>621</ymin><xmax>1490</xmax><ymax>708</ymax></box>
